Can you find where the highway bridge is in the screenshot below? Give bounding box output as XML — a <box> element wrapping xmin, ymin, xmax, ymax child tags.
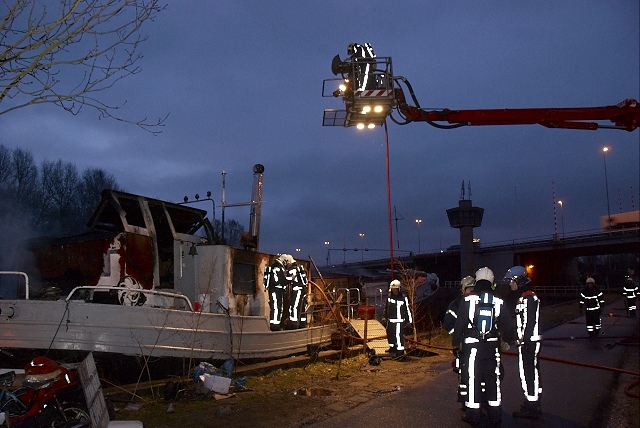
<box><xmin>317</xmin><ymin>228</ymin><xmax>639</xmax><ymax>292</ymax></box>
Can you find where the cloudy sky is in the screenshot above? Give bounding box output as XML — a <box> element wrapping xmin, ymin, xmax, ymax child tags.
<box><xmin>2</xmin><ymin>1</ymin><xmax>639</xmax><ymax>266</ymax></box>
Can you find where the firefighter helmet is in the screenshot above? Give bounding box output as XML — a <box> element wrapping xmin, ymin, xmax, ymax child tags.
<box><xmin>276</xmin><ymin>254</ymin><xmax>291</xmax><ymax>266</ymax></box>
<box><xmin>504</xmin><ymin>266</ymin><xmax>531</xmax><ymax>287</ymax></box>
<box><xmin>475</xmin><ymin>267</ymin><xmax>494</xmax><ymax>284</ymax></box>
<box><xmin>586</xmin><ymin>277</ymin><xmax>595</xmax><ymax>284</ymax></box>
<box><xmin>460</xmin><ymin>276</ymin><xmax>475</xmax><ymax>292</ymax></box>
<box><xmin>23</xmin><ymin>356</ymin><xmax>64</xmax><ymax>390</ymax></box>
<box><xmin>389</xmin><ymin>279</ymin><xmax>401</xmax><ymax>289</ymax></box>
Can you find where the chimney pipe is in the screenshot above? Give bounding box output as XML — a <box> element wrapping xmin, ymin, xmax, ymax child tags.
<box><xmin>248</xmin><ymin>164</ymin><xmax>264</xmax><ymax>250</ymax></box>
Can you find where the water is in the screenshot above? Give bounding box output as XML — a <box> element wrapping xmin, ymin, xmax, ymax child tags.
<box><xmin>293</xmin><ymin>387</ymin><xmax>335</xmax><ymax>396</ymax></box>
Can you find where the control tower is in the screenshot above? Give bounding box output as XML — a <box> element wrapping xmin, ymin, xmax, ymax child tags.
<box><xmin>446</xmin><ymin>182</ymin><xmax>484</xmax><ymax>278</ymax></box>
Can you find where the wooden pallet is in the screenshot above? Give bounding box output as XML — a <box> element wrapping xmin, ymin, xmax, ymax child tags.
<box><xmin>348</xmin><ymin>319</ymin><xmax>389</xmax><ymax>356</ymax></box>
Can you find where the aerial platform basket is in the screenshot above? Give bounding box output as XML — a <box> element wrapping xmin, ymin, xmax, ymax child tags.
<box><xmin>322</xmin><ymin>56</ymin><xmax>396</xmax><ymax>128</ymax></box>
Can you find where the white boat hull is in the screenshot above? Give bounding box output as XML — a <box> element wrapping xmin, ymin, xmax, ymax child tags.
<box><xmin>0</xmin><ymin>298</ymin><xmax>335</xmax><ymax>361</ymax></box>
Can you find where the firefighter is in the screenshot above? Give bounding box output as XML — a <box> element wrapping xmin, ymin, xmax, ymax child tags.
<box><xmin>579</xmin><ymin>277</ymin><xmax>604</xmax><ymax>338</ymax></box>
<box><xmin>444</xmin><ymin>276</ymin><xmax>476</xmax><ymax>335</ymax></box>
<box><xmin>287</xmin><ymin>259</ymin><xmax>309</xmax><ymax>329</ymax></box>
<box><xmin>263</xmin><ymin>254</ymin><xmax>293</xmax><ymax>331</ymax></box>
<box><xmin>505</xmin><ymin>266</ymin><xmax>542</xmax><ymax>419</ymax></box>
<box><xmin>443</xmin><ymin>275</ymin><xmax>475</xmax><ymax>406</ymax></box>
<box><xmin>347</xmin><ymin>42</ymin><xmax>377</xmax><ymax>91</ymax></box>
<box><xmin>622</xmin><ymin>276</ymin><xmax>638</xmax><ymax>317</ymax></box>
<box><xmin>452</xmin><ymin>267</ymin><xmax>514</xmax><ymax>427</ymax></box>
<box><xmin>383</xmin><ymin>279</ymin><xmax>412</xmax><ymax>357</ymax></box>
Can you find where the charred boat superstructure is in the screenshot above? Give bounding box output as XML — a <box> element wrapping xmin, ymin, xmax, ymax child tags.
<box><xmin>0</xmin><ymin>186</ymin><xmax>336</xmax><ymax>364</ymax></box>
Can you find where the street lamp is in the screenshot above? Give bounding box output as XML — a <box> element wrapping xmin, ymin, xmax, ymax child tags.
<box><xmin>359</xmin><ymin>233</ymin><xmax>365</xmax><ymax>262</ymax></box>
<box><xmin>415</xmin><ymin>219</ymin><xmax>422</xmax><ymax>253</ymax></box>
<box><xmin>324</xmin><ymin>241</ymin><xmax>330</xmax><ymax>265</ymax></box>
<box><xmin>602</xmin><ymin>146</ymin><xmax>611</xmax><ymax>232</ymax></box>
<box><xmin>558</xmin><ymin>200</ymin><xmax>565</xmax><ymax>238</ymax></box>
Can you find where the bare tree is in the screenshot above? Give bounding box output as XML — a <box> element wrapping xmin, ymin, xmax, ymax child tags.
<box><xmin>396</xmin><ymin>260</ymin><xmax>422</xmax><ymax>342</ymax></box>
<box><xmin>40</xmin><ymin>159</ymin><xmax>80</xmax><ymax>233</ymax></box>
<box><xmin>77</xmin><ymin>167</ymin><xmax>120</xmax><ymax>222</ymax></box>
<box><xmin>214</xmin><ymin>218</ymin><xmax>245</xmax><ymax>247</ymax></box>
<box><xmin>1</xmin><ymin>0</ymin><xmax>167</xmax><ymax>133</ymax></box>
<box><xmin>9</xmin><ymin>147</ymin><xmax>39</xmax><ymax>205</ymax></box>
<box><xmin>224</xmin><ymin>219</ymin><xmax>245</xmax><ymax>247</ymax></box>
<box><xmin>0</xmin><ymin>145</ymin><xmax>10</xmax><ymax>183</ymax></box>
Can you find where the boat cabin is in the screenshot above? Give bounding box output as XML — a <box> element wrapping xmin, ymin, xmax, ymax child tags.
<box><xmin>22</xmin><ymin>190</ymin><xmax>277</xmax><ymax>318</ymax></box>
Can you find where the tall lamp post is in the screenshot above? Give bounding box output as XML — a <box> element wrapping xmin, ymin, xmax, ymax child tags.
<box><xmin>602</xmin><ymin>147</ymin><xmax>611</xmax><ymax>232</ymax></box>
<box><xmin>558</xmin><ymin>200</ymin><xmax>565</xmax><ymax>238</ymax></box>
<box><xmin>359</xmin><ymin>233</ymin><xmax>365</xmax><ymax>262</ymax></box>
<box><xmin>324</xmin><ymin>241</ymin><xmax>330</xmax><ymax>265</ymax></box>
<box><xmin>415</xmin><ymin>219</ymin><xmax>422</xmax><ymax>253</ymax></box>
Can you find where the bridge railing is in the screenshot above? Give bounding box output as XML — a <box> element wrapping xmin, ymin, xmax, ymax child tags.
<box><xmin>535</xmin><ymin>284</ymin><xmax>583</xmax><ymax>295</ymax></box>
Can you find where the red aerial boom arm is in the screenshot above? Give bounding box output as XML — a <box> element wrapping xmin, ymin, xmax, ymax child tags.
<box><xmin>322</xmin><ymin>54</ymin><xmax>640</xmax><ymax>132</ymax></box>
<box><xmin>396</xmin><ymin>90</ymin><xmax>640</xmax><ymax>132</ymax></box>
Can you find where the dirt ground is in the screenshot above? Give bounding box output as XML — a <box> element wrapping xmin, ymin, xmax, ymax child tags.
<box><xmin>112</xmin><ymin>294</ymin><xmax>638</xmax><ymax>428</ymax></box>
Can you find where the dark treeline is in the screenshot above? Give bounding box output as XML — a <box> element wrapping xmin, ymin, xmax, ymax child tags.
<box><xmin>0</xmin><ymin>144</ymin><xmax>245</xmax><ymax>269</ymax></box>
<box><xmin>0</xmin><ymin>144</ymin><xmax>121</xmax><ymax>238</ymax></box>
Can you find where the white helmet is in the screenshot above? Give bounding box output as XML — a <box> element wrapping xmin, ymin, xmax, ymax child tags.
<box><xmin>389</xmin><ymin>279</ymin><xmax>401</xmax><ymax>289</ymax></box>
<box><xmin>460</xmin><ymin>276</ymin><xmax>475</xmax><ymax>292</ymax></box>
<box><xmin>276</xmin><ymin>254</ymin><xmax>293</xmax><ymax>266</ymax></box>
<box><xmin>586</xmin><ymin>277</ymin><xmax>595</xmax><ymax>284</ymax></box>
<box><xmin>475</xmin><ymin>267</ymin><xmax>494</xmax><ymax>284</ymax></box>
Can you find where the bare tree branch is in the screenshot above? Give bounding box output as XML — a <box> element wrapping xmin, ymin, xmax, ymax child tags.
<box><xmin>0</xmin><ymin>0</ymin><xmax>168</xmax><ymax>134</ymax></box>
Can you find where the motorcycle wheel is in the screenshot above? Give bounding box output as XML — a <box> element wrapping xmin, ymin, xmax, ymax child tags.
<box><xmin>51</xmin><ymin>404</ymin><xmax>91</xmax><ymax>428</ymax></box>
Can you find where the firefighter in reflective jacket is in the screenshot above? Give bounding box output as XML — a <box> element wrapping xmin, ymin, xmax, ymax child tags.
<box><xmin>443</xmin><ymin>276</ymin><xmax>475</xmax><ymax>405</ymax></box>
<box><xmin>287</xmin><ymin>259</ymin><xmax>309</xmax><ymax>329</ymax></box>
<box><xmin>263</xmin><ymin>254</ymin><xmax>293</xmax><ymax>331</ymax></box>
<box><xmin>622</xmin><ymin>276</ymin><xmax>638</xmax><ymax>317</ymax></box>
<box><xmin>505</xmin><ymin>266</ymin><xmax>542</xmax><ymax>419</ymax></box>
<box><xmin>452</xmin><ymin>267</ymin><xmax>514</xmax><ymax>427</ymax></box>
<box><xmin>383</xmin><ymin>279</ymin><xmax>412</xmax><ymax>356</ymax></box>
<box><xmin>347</xmin><ymin>42</ymin><xmax>377</xmax><ymax>91</ymax></box>
<box><xmin>579</xmin><ymin>277</ymin><xmax>604</xmax><ymax>338</ymax></box>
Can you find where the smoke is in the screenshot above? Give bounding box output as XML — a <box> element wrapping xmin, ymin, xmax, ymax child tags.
<box><xmin>0</xmin><ymin>192</ymin><xmax>40</xmax><ymax>298</ymax></box>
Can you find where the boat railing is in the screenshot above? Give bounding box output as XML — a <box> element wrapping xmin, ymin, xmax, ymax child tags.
<box><xmin>66</xmin><ymin>286</ymin><xmax>194</xmax><ymax>311</ymax></box>
<box><xmin>0</xmin><ymin>271</ymin><xmax>30</xmax><ymax>300</ymax></box>
<box><xmin>331</xmin><ymin>287</ymin><xmax>361</xmax><ymax>320</ymax></box>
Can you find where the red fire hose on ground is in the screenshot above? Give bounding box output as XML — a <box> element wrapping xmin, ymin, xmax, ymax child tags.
<box><xmin>407</xmin><ymin>334</ymin><xmax>640</xmax><ymax>398</ymax></box>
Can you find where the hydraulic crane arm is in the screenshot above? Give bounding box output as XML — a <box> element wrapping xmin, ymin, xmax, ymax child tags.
<box><xmin>322</xmin><ymin>53</ymin><xmax>640</xmax><ymax>132</ymax></box>
<box><xmin>396</xmin><ymin>90</ymin><xmax>640</xmax><ymax>132</ymax></box>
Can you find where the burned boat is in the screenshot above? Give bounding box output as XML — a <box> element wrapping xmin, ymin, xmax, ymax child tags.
<box><xmin>0</xmin><ymin>172</ymin><xmax>337</xmax><ymax>364</ymax></box>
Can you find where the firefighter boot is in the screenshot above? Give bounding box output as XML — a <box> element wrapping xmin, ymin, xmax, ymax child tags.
<box><xmin>512</xmin><ymin>402</ymin><xmax>539</xmax><ymax>419</ymax></box>
<box><xmin>462</xmin><ymin>408</ymin><xmax>481</xmax><ymax>426</ymax></box>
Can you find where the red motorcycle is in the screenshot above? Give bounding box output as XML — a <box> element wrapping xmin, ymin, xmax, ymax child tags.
<box><xmin>0</xmin><ymin>354</ymin><xmax>90</xmax><ymax>427</ymax></box>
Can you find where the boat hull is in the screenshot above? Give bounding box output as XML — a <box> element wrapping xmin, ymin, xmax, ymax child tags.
<box><xmin>0</xmin><ymin>299</ymin><xmax>335</xmax><ymax>361</ymax></box>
